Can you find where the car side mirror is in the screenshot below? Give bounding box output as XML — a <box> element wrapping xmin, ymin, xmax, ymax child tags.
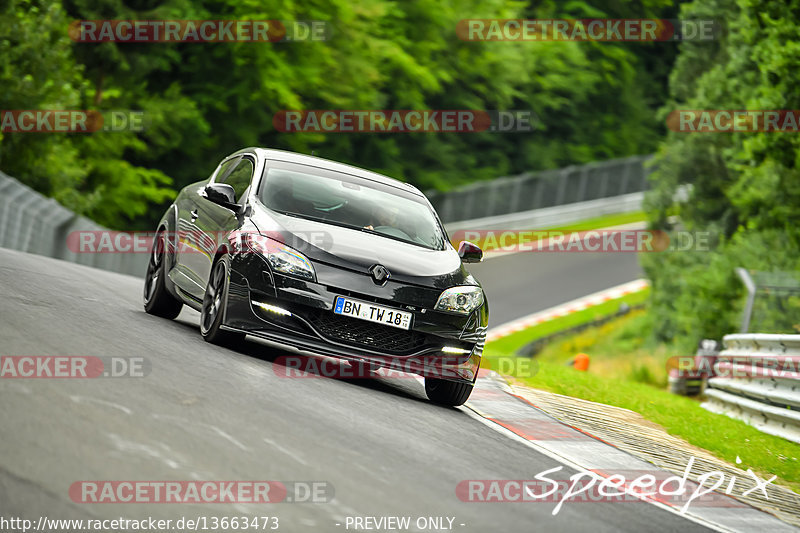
<box><xmin>458</xmin><ymin>241</ymin><xmax>483</xmax><ymax>263</ymax></box>
<box><xmin>204</xmin><ymin>183</ymin><xmax>240</xmax><ymax>212</ymax></box>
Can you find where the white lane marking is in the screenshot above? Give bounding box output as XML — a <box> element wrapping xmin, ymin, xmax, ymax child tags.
<box><xmin>152</xmin><ymin>413</ymin><xmax>249</xmax><ymax>451</ymax></box>
<box><xmin>457</xmin><ymin>405</ymin><xmax>730</xmax><ymax>533</ymax></box>
<box><xmin>349</xmin><ymin>459</ymin><xmax>392</xmax><ymax>486</ymax></box>
<box><xmin>107</xmin><ymin>433</ymin><xmax>183</xmax><ymax>469</ymax></box>
<box><xmin>262</xmin><ymin>436</ymin><xmax>309</xmax><ymax>466</ymax></box>
<box><xmin>486</xmin><ymin>278</ymin><xmax>650</xmax><ymax>342</ymax></box>
<box><xmin>69</xmin><ymin>395</ymin><xmax>133</xmax><ymax>415</ymax></box>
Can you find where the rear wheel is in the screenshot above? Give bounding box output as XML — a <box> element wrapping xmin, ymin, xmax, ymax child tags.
<box><xmin>143</xmin><ymin>231</ymin><xmax>183</xmax><ymax>319</ymax></box>
<box><xmin>201</xmin><ymin>255</ymin><xmax>245</xmax><ymax>346</ymax></box>
<box><xmin>424</xmin><ymin>377</ymin><xmax>473</xmax><ymax>407</ymax></box>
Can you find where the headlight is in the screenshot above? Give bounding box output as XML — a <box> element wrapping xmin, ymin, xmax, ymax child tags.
<box><xmin>242</xmin><ymin>233</ymin><xmax>315</xmax><ymax>281</ymax></box>
<box><xmin>435</xmin><ymin>285</ymin><xmax>484</xmax><ymax>315</ymax></box>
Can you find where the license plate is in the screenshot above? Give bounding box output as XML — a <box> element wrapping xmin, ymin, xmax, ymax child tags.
<box><xmin>333</xmin><ymin>296</ymin><xmax>412</xmax><ymax>330</ymax></box>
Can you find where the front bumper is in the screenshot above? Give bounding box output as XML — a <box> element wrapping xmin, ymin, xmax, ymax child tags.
<box><xmin>223</xmin><ymin>253</ymin><xmax>487</xmax><ymax>383</ymax></box>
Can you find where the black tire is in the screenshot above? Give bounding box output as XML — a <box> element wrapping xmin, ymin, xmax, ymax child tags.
<box><xmin>424</xmin><ymin>377</ymin><xmax>473</xmax><ymax>407</ymax></box>
<box><xmin>143</xmin><ymin>231</ymin><xmax>183</xmax><ymax>319</ymax></box>
<box><xmin>200</xmin><ymin>255</ymin><xmax>245</xmax><ymax>346</ymax></box>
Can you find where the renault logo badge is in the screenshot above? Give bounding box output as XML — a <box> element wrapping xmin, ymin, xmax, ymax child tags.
<box><xmin>370</xmin><ymin>264</ymin><xmax>390</xmax><ymax>285</ymax></box>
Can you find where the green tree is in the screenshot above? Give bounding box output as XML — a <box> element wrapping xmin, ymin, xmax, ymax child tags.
<box><xmin>3</xmin><ymin>0</ymin><xmax>681</xmax><ymax>229</ymax></box>
<box><xmin>643</xmin><ymin>0</ymin><xmax>800</xmax><ymax>346</ymax></box>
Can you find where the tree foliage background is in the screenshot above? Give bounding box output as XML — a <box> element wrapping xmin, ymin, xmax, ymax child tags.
<box><xmin>643</xmin><ymin>0</ymin><xmax>800</xmax><ymax>347</ymax></box>
<box><xmin>1</xmin><ymin>0</ymin><xmax>675</xmax><ymax>229</ymax></box>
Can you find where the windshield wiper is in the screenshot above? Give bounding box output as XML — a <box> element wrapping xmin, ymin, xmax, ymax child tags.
<box><xmin>271</xmin><ymin>209</ymin><xmax>363</xmax><ymax>232</ymax></box>
<box><xmin>359</xmin><ymin>226</ymin><xmax>443</xmax><ymax>250</ymax></box>
<box><xmin>271</xmin><ymin>208</ymin><xmax>442</xmax><ymax>250</ymax></box>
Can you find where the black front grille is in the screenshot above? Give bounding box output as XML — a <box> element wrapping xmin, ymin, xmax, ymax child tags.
<box><xmin>309</xmin><ymin>311</ymin><xmax>428</xmax><ymax>354</ymax></box>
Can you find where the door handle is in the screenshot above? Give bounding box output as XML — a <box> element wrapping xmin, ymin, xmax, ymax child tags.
<box><xmin>190</xmin><ymin>209</ymin><xmax>199</xmax><ymax>221</ymax></box>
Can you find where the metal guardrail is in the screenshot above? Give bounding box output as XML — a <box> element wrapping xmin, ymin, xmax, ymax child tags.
<box><xmin>444</xmin><ymin>192</ymin><xmax>643</xmax><ymax>235</ymax></box>
<box><xmin>701</xmin><ymin>333</ymin><xmax>800</xmax><ymax>444</ymax></box>
<box><xmin>735</xmin><ymin>268</ymin><xmax>800</xmax><ymax>333</ymax></box>
<box><xmin>429</xmin><ymin>154</ymin><xmax>652</xmax><ymax>224</ymax></box>
<box><xmin>0</xmin><ymin>171</ymin><xmax>148</xmax><ymax>277</ymax></box>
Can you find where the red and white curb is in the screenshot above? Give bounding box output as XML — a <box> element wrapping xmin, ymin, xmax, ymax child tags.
<box><xmin>485</xmin><ymin>278</ymin><xmax>651</xmax><ymax>343</ymax></box>
<box><xmin>459</xmin><ymin>370</ymin><xmax>796</xmax><ymax>532</ymax></box>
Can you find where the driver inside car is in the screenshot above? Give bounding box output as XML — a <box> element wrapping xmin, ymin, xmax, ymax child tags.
<box><xmin>364</xmin><ymin>205</ymin><xmax>400</xmax><ymax>231</ymax></box>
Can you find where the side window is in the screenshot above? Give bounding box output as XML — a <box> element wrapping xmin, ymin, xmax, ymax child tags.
<box><xmin>218</xmin><ymin>158</ymin><xmax>254</xmax><ymax>203</ymax></box>
<box><xmin>213</xmin><ymin>157</ymin><xmax>239</xmax><ymax>183</ymax></box>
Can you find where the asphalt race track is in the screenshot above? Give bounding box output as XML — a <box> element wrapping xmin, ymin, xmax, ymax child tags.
<box><xmin>470</xmin><ymin>249</ymin><xmax>644</xmax><ymax>326</ymax></box>
<box><xmin>0</xmin><ymin>247</ymin><xmax>709</xmax><ymax>532</ymax></box>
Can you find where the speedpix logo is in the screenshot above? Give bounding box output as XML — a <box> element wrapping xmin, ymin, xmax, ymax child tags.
<box><xmin>457</xmin><ymin>457</ymin><xmax>776</xmax><ymax>516</ymax></box>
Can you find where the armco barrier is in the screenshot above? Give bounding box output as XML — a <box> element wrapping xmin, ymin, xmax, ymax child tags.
<box><xmin>701</xmin><ymin>333</ymin><xmax>800</xmax><ymax>444</ymax></box>
<box><xmin>429</xmin><ymin>154</ymin><xmax>651</xmax><ymax>224</ymax></box>
<box><xmin>444</xmin><ymin>191</ymin><xmax>643</xmax><ymax>235</ymax></box>
<box><xmin>0</xmin><ymin>171</ymin><xmax>148</xmax><ymax>277</ymax></box>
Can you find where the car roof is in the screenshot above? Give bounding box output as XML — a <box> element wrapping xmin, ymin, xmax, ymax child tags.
<box><xmin>236</xmin><ymin>147</ymin><xmax>423</xmax><ymax>195</ymax></box>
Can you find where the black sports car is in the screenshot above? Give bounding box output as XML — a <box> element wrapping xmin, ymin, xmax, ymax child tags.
<box><xmin>143</xmin><ymin>148</ymin><xmax>487</xmax><ymax>406</ymax></box>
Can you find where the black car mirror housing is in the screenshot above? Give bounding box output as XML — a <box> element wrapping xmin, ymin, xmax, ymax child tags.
<box><xmin>457</xmin><ymin>241</ymin><xmax>483</xmax><ymax>263</ymax></box>
<box><xmin>204</xmin><ymin>183</ymin><xmax>241</xmax><ymax>213</ymax></box>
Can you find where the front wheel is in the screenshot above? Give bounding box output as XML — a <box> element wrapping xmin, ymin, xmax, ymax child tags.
<box><xmin>143</xmin><ymin>231</ymin><xmax>183</xmax><ymax>319</ymax></box>
<box><xmin>424</xmin><ymin>377</ymin><xmax>473</xmax><ymax>407</ymax></box>
<box><xmin>200</xmin><ymin>255</ymin><xmax>245</xmax><ymax>346</ymax></box>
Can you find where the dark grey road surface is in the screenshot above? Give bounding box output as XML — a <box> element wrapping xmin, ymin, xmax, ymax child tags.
<box><xmin>470</xmin><ymin>251</ymin><xmax>644</xmax><ymax>326</ymax></box>
<box><xmin>0</xmin><ymin>248</ymin><xmax>705</xmax><ymax>532</ymax></box>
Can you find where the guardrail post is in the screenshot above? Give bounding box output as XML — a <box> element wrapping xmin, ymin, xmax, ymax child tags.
<box><xmin>555</xmin><ymin>167</ymin><xmax>570</xmax><ymax>205</ymax></box>
<box><xmin>509</xmin><ymin>175</ymin><xmax>525</xmax><ymax>213</ymax></box>
<box><xmin>0</xmin><ymin>183</ymin><xmax>30</xmax><ymax>248</ymax></box>
<box><xmin>736</xmin><ymin>267</ymin><xmax>756</xmax><ymax>333</ymax></box>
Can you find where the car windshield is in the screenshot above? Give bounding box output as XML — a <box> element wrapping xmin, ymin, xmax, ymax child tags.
<box><xmin>258</xmin><ymin>161</ymin><xmax>446</xmax><ymax>251</ymax></box>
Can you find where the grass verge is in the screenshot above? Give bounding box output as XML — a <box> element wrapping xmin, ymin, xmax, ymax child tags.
<box><xmin>483</xmin><ymin>310</ymin><xmax>800</xmax><ymax>492</ymax></box>
<box><xmin>470</xmin><ymin>210</ymin><xmax>648</xmax><ymax>253</ymax></box>
<box><xmin>487</xmin><ymin>288</ymin><xmax>650</xmax><ymax>356</ymax></box>
<box><xmin>542</xmin><ymin>210</ymin><xmax>647</xmax><ymax>233</ymax></box>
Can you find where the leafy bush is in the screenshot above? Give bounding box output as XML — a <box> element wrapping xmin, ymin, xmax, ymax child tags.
<box><xmin>644</xmin><ymin>0</ymin><xmax>800</xmax><ymax>346</ymax></box>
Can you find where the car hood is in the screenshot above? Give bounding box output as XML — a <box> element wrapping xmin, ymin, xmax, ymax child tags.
<box><xmin>248</xmin><ymin>204</ymin><xmax>476</xmax><ymax>289</ymax></box>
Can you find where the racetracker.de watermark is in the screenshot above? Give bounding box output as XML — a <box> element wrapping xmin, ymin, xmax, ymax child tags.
<box><xmin>0</xmin><ymin>110</ymin><xmax>145</xmax><ymax>133</ymax></box>
<box><xmin>0</xmin><ymin>356</ymin><xmax>149</xmax><ymax>378</ymax></box>
<box><xmin>667</xmin><ymin>110</ymin><xmax>800</xmax><ymax>132</ymax></box>
<box><xmin>669</xmin><ymin>355</ymin><xmax>800</xmax><ymax>380</ymax></box>
<box><xmin>271</xmin><ymin>355</ymin><xmax>533</xmax><ymax>380</ymax></box>
<box><xmin>451</xmin><ymin>229</ymin><xmax>711</xmax><ymax>253</ymax></box>
<box><xmin>66</xmin><ymin>230</ymin><xmax>334</xmax><ymax>255</ymax></box>
<box><xmin>70</xmin><ymin>20</ymin><xmax>329</xmax><ymax>43</ymax></box>
<box><xmin>273</xmin><ymin>110</ymin><xmax>536</xmax><ymax>133</ymax></box>
<box><xmin>457</xmin><ymin>19</ymin><xmax>719</xmax><ymax>41</ymax></box>
<box><xmin>69</xmin><ymin>481</ymin><xmax>333</xmax><ymax>504</ymax></box>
